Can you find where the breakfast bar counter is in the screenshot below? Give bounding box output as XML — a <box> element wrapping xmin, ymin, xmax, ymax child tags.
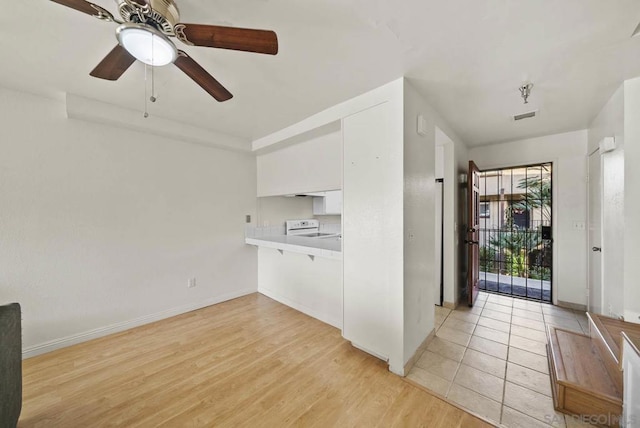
<box><xmin>245</xmin><ymin>234</ymin><xmax>342</xmax><ymax>260</ymax></box>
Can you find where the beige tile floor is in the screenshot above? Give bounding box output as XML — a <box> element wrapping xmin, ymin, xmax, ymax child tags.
<box><xmin>407</xmin><ymin>291</ymin><xmax>594</xmax><ymax>428</ymax></box>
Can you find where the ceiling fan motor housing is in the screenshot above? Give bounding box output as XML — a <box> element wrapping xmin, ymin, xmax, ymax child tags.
<box><xmin>117</xmin><ymin>0</ymin><xmax>180</xmax><ymax>35</ymax></box>
<box><xmin>51</xmin><ymin>0</ymin><xmax>278</xmax><ymax>101</ymax></box>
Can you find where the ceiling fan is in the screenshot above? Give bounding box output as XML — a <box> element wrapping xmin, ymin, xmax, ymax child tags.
<box><xmin>50</xmin><ymin>0</ymin><xmax>279</xmax><ymax>101</ymax></box>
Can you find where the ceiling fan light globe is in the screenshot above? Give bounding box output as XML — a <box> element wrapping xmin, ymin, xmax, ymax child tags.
<box><xmin>116</xmin><ymin>23</ymin><xmax>177</xmax><ymax>66</ymax></box>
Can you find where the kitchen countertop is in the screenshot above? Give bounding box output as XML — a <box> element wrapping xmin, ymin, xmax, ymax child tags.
<box><xmin>245</xmin><ymin>235</ymin><xmax>342</xmax><ymax>260</ymax></box>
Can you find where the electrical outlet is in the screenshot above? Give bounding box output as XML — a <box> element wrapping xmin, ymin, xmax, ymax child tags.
<box><xmin>245</xmin><ymin>215</ymin><xmax>251</xmax><ymax>223</ymax></box>
<box><xmin>188</xmin><ymin>278</ymin><xmax>196</xmax><ymax>288</ymax></box>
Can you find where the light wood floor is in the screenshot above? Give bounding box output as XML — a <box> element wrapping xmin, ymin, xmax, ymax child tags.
<box><xmin>20</xmin><ymin>294</ymin><xmax>490</xmax><ymax>427</ymax></box>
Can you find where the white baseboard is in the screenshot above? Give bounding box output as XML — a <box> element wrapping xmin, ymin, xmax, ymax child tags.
<box><xmin>22</xmin><ymin>288</ymin><xmax>256</xmax><ymax>359</ymax></box>
<box><xmin>350</xmin><ymin>341</ymin><xmax>390</xmax><ymax>366</ymax></box>
<box><xmin>403</xmin><ymin>328</ymin><xmax>435</xmax><ymax>376</ymax></box>
<box><xmin>624</xmin><ymin>310</ymin><xmax>640</xmax><ymax>324</ymax></box>
<box><xmin>258</xmin><ymin>288</ymin><xmax>342</xmax><ymax>330</ymax></box>
<box><xmin>443</xmin><ymin>301</ymin><xmax>457</xmax><ymax>310</ymax></box>
<box><xmin>557</xmin><ymin>300</ymin><xmax>587</xmax><ymax>312</ymax></box>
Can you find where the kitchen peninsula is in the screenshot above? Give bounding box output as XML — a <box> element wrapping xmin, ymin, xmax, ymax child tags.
<box><xmin>245</xmin><ymin>233</ymin><xmax>341</xmax><ymax>260</ymax></box>
<box><xmin>246</xmin><ymin>219</ymin><xmax>343</xmax><ymax>330</ymax></box>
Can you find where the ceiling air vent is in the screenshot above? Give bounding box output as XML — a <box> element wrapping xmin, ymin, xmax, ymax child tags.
<box><xmin>513</xmin><ymin>110</ymin><xmax>538</xmax><ymax>121</ymax></box>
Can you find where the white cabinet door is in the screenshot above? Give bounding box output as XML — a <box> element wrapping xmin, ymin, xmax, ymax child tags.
<box><xmin>312</xmin><ymin>190</ymin><xmax>342</xmax><ymax>215</ymax></box>
<box><xmin>256</xmin><ymin>131</ymin><xmax>342</xmax><ymax>196</ymax></box>
<box><xmin>324</xmin><ymin>190</ymin><xmax>342</xmax><ymax>214</ymax></box>
<box><xmin>312</xmin><ymin>195</ymin><xmax>324</xmax><ymax>214</ymax></box>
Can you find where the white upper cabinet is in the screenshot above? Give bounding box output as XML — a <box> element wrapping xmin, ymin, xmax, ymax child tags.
<box><xmin>312</xmin><ymin>190</ymin><xmax>342</xmax><ymax>215</ymax></box>
<box><xmin>256</xmin><ymin>125</ymin><xmax>342</xmax><ymax>197</ymax></box>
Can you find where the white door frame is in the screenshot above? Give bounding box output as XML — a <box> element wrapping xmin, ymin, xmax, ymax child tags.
<box><xmin>587</xmin><ymin>148</ymin><xmax>604</xmax><ymax>314</ymax></box>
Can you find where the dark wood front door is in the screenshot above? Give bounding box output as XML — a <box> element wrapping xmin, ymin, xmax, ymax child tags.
<box><xmin>467</xmin><ymin>160</ymin><xmax>480</xmax><ymax>307</ymax></box>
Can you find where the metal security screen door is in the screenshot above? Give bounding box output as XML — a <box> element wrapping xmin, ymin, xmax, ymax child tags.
<box><xmin>477</xmin><ymin>163</ymin><xmax>553</xmax><ymax>302</ymax></box>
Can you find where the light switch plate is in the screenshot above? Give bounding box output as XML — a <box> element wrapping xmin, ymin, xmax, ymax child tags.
<box><xmin>417</xmin><ymin>114</ymin><xmax>428</xmax><ymax>136</ymax></box>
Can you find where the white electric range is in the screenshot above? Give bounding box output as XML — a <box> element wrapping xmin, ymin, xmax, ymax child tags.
<box><xmin>285</xmin><ymin>219</ymin><xmax>339</xmax><ymax>238</ymax></box>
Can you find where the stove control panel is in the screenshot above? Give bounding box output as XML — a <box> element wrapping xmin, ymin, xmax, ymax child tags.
<box><xmin>286</xmin><ymin>219</ymin><xmax>319</xmax><ymax>235</ymax></box>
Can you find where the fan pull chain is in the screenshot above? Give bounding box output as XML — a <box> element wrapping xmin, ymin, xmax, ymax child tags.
<box><xmin>144</xmin><ymin>64</ymin><xmax>149</xmax><ymax>118</ymax></box>
<box><xmin>142</xmin><ymin>36</ymin><xmax>159</xmax><ymax>118</ymax></box>
<box><xmin>150</xmin><ymin>35</ymin><xmax>157</xmax><ymax>103</ymax></box>
<box><xmin>150</xmin><ymin>66</ymin><xmax>156</xmax><ymax>103</ymax></box>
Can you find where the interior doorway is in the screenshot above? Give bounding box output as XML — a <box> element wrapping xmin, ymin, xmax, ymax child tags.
<box><xmin>475</xmin><ymin>162</ymin><xmax>553</xmax><ymax>302</ymax></box>
<box><xmin>435</xmin><ymin>178</ymin><xmax>444</xmax><ymax>306</ymax></box>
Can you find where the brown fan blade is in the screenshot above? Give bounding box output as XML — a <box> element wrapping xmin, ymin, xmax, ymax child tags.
<box><xmin>175</xmin><ymin>23</ymin><xmax>278</xmax><ymax>55</ymax></box>
<box><xmin>50</xmin><ymin>0</ymin><xmax>104</xmax><ymax>16</ymax></box>
<box><xmin>174</xmin><ymin>51</ymin><xmax>233</xmax><ymax>102</ymax></box>
<box><xmin>90</xmin><ymin>45</ymin><xmax>136</xmax><ymax>81</ymax></box>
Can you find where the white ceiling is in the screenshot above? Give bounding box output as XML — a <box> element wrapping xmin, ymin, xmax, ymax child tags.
<box><xmin>2</xmin><ymin>0</ymin><xmax>640</xmax><ymax>147</ymax></box>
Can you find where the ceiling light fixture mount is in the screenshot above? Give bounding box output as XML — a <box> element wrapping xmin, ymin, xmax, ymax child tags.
<box><xmin>519</xmin><ymin>82</ymin><xmax>534</xmax><ymax>104</ymax></box>
<box><xmin>117</xmin><ymin>0</ymin><xmax>179</xmax><ymax>35</ymax></box>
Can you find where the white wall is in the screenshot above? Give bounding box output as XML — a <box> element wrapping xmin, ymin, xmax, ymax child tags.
<box><xmin>623</xmin><ymin>78</ymin><xmax>640</xmax><ymax>323</ymax></box>
<box><xmin>402</xmin><ymin>80</ymin><xmax>436</xmax><ymax>363</ymax></box>
<box><xmin>0</xmin><ymin>87</ymin><xmax>258</xmax><ymax>356</ymax></box>
<box><xmin>435</xmin><ymin>145</ymin><xmax>444</xmax><ymax>306</ymax></box>
<box><xmin>256</xmin><ymin>126</ymin><xmax>342</xmax><ymax>196</ymax></box>
<box><xmin>255</xmin><ymin>195</ymin><xmax>340</xmax><ymax>232</ymax></box>
<box><xmin>316</xmin><ymin>214</ymin><xmax>341</xmax><ymax>225</ymax></box>
<box><xmin>343</xmin><ymin>95</ymin><xmax>405</xmax><ymax>373</ymax></box>
<box><xmin>256</xmin><ymin>196</ymin><xmax>313</xmax><ymax>227</ymax></box>
<box><xmin>435</xmin><ymin>146</ymin><xmax>444</xmax><ymax>179</ymax></box>
<box><xmin>438</xmin><ymin>133</ymin><xmax>457</xmax><ymax>307</ymax></box>
<box><xmin>437</xmin><ymin>128</ymin><xmax>469</xmax><ymax>308</ymax></box>
<box><xmin>469</xmin><ymin>130</ymin><xmax>589</xmax><ymax>307</ymax></box>
<box><xmin>588</xmin><ymin>85</ymin><xmax>625</xmax><ymax>318</ymax></box>
<box><xmin>587</xmin><ymin>77</ymin><xmax>640</xmax><ymax>324</ymax></box>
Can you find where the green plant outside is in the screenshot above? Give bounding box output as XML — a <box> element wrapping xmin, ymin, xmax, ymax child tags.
<box><xmin>480</xmin><ymin>171</ymin><xmax>551</xmax><ymax>280</ymax></box>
